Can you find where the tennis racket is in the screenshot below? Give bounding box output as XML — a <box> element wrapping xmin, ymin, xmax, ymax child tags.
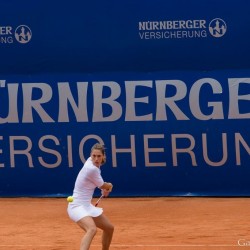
<box><xmin>95</xmin><ymin>195</ymin><xmax>104</xmax><ymax>207</ymax></box>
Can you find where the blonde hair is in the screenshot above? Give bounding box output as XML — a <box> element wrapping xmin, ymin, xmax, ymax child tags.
<box><xmin>91</xmin><ymin>143</ymin><xmax>106</xmax><ymax>164</ymax></box>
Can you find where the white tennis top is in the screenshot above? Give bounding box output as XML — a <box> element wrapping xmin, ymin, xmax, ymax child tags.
<box><xmin>72</xmin><ymin>157</ymin><xmax>104</xmax><ymax>205</ymax></box>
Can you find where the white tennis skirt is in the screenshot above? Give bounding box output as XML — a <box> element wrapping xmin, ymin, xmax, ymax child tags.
<box><xmin>67</xmin><ymin>203</ymin><xmax>103</xmax><ymax>222</ymax></box>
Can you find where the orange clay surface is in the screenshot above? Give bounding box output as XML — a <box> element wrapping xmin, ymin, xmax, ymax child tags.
<box><xmin>0</xmin><ymin>197</ymin><xmax>250</xmax><ymax>250</ymax></box>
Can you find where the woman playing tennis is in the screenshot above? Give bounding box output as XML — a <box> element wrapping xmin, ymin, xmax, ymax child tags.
<box><xmin>67</xmin><ymin>143</ymin><xmax>114</xmax><ymax>250</ymax></box>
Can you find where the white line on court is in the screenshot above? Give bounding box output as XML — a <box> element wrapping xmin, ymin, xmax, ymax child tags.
<box><xmin>0</xmin><ymin>244</ymin><xmax>239</xmax><ymax>247</ymax></box>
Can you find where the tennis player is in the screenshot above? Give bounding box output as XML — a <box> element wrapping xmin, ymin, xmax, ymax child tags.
<box><xmin>67</xmin><ymin>143</ymin><xmax>114</xmax><ymax>250</ymax></box>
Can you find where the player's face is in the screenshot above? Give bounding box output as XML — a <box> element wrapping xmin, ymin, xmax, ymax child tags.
<box><xmin>91</xmin><ymin>149</ymin><xmax>104</xmax><ymax>167</ymax></box>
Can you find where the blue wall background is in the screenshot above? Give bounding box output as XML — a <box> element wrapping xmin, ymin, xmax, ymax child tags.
<box><xmin>0</xmin><ymin>0</ymin><xmax>250</xmax><ymax>197</ymax></box>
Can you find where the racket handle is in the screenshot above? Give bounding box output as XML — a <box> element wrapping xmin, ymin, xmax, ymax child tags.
<box><xmin>95</xmin><ymin>195</ymin><xmax>104</xmax><ymax>207</ymax></box>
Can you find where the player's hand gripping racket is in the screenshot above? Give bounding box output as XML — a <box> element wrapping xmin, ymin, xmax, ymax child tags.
<box><xmin>95</xmin><ymin>195</ymin><xmax>104</xmax><ymax>207</ymax></box>
<box><xmin>95</xmin><ymin>184</ymin><xmax>113</xmax><ymax>206</ymax></box>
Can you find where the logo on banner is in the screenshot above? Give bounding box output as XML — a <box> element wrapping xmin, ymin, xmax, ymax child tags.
<box><xmin>15</xmin><ymin>25</ymin><xmax>32</xmax><ymax>44</ymax></box>
<box><xmin>209</xmin><ymin>18</ymin><xmax>227</xmax><ymax>38</ymax></box>
<box><xmin>0</xmin><ymin>24</ymin><xmax>32</xmax><ymax>44</ymax></box>
<box><xmin>138</xmin><ymin>18</ymin><xmax>227</xmax><ymax>40</ymax></box>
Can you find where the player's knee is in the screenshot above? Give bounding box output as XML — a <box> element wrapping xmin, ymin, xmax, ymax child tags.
<box><xmin>106</xmin><ymin>223</ymin><xmax>114</xmax><ymax>234</ymax></box>
<box><xmin>87</xmin><ymin>226</ymin><xmax>97</xmax><ymax>236</ymax></box>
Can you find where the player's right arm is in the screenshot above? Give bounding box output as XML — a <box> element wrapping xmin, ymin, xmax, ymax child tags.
<box><xmin>99</xmin><ymin>182</ymin><xmax>113</xmax><ymax>192</ymax></box>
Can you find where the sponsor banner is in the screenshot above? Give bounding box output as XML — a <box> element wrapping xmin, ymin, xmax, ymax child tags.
<box><xmin>0</xmin><ymin>70</ymin><xmax>249</xmax><ymax>196</ymax></box>
<box><xmin>0</xmin><ymin>1</ymin><xmax>250</xmax><ymax>73</ymax></box>
<box><xmin>1</xmin><ymin>1</ymin><xmax>250</xmax><ymax>196</ymax></box>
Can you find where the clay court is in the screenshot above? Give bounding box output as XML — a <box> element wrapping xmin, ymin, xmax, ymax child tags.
<box><xmin>1</xmin><ymin>197</ymin><xmax>250</xmax><ymax>250</ymax></box>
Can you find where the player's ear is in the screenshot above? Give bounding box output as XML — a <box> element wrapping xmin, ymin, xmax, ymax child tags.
<box><xmin>102</xmin><ymin>154</ymin><xmax>106</xmax><ymax>164</ymax></box>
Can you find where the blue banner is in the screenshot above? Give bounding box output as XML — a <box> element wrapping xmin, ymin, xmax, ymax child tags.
<box><xmin>0</xmin><ymin>1</ymin><xmax>250</xmax><ymax>73</ymax></box>
<box><xmin>0</xmin><ymin>0</ymin><xmax>250</xmax><ymax>196</ymax></box>
<box><xmin>0</xmin><ymin>71</ymin><xmax>250</xmax><ymax>196</ymax></box>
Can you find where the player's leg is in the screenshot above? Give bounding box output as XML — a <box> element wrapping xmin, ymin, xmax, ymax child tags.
<box><xmin>93</xmin><ymin>213</ymin><xmax>114</xmax><ymax>250</ymax></box>
<box><xmin>77</xmin><ymin>216</ymin><xmax>97</xmax><ymax>250</ymax></box>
